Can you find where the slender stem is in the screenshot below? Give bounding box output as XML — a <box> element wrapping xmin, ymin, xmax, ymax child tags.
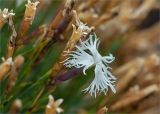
<box><xmin>29</xmin><ymin>86</ymin><xmax>45</xmax><ymax>112</ymax></box>
<box><xmin>31</xmin><ymin>86</ymin><xmax>45</xmax><ymax>107</ymax></box>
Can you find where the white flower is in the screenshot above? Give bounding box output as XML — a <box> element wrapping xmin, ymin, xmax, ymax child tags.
<box><xmin>46</xmin><ymin>95</ymin><xmax>64</xmax><ymax>114</ymax></box>
<box><xmin>63</xmin><ymin>34</ymin><xmax>116</xmax><ymax>97</ymax></box>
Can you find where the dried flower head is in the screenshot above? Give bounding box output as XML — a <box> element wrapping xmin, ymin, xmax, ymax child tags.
<box><xmin>0</xmin><ymin>8</ymin><xmax>15</xmax><ymax>28</ymax></box>
<box><xmin>45</xmin><ymin>95</ymin><xmax>64</xmax><ymax>114</ymax></box>
<box><xmin>25</xmin><ymin>0</ymin><xmax>39</xmax><ymax>24</ymax></box>
<box><xmin>16</xmin><ymin>0</ymin><xmax>39</xmax><ymax>45</ymax></box>
<box><xmin>0</xmin><ymin>8</ymin><xmax>14</xmax><ymax>20</ymax></box>
<box><xmin>73</xmin><ymin>11</ymin><xmax>93</xmax><ymax>35</ymax></box>
<box><xmin>63</xmin><ymin>34</ymin><xmax>116</xmax><ymax>97</ymax></box>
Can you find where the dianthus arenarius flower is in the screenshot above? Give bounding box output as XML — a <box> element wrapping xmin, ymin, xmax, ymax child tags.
<box><xmin>63</xmin><ymin>34</ymin><xmax>116</xmax><ymax>97</ymax></box>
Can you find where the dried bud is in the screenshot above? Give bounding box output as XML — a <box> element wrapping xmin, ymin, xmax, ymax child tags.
<box><xmin>7</xmin><ymin>55</ymin><xmax>24</xmax><ymax>92</ymax></box>
<box><xmin>0</xmin><ymin>57</ymin><xmax>13</xmax><ymax>81</ymax></box>
<box><xmin>10</xmin><ymin>99</ymin><xmax>22</xmax><ymax>114</ymax></box>
<box><xmin>0</xmin><ymin>8</ymin><xmax>15</xmax><ymax>29</ymax></box>
<box><xmin>14</xmin><ymin>55</ymin><xmax>24</xmax><ymax>68</ymax></box>
<box><xmin>16</xmin><ymin>0</ymin><xmax>39</xmax><ymax>45</ymax></box>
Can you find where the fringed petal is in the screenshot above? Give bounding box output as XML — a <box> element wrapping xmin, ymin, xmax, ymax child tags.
<box><xmin>83</xmin><ymin>63</ymin><xmax>116</xmax><ymax>97</ymax></box>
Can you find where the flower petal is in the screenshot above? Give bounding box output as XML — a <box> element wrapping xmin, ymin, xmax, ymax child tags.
<box><xmin>55</xmin><ymin>99</ymin><xmax>63</xmax><ymax>107</ymax></box>
<box><xmin>83</xmin><ymin>62</ymin><xmax>116</xmax><ymax>97</ymax></box>
<box><xmin>102</xmin><ymin>54</ymin><xmax>115</xmax><ymax>64</ymax></box>
<box><xmin>56</xmin><ymin>108</ymin><xmax>64</xmax><ymax>113</ymax></box>
<box><xmin>63</xmin><ymin>45</ymin><xmax>94</xmax><ymax>74</ymax></box>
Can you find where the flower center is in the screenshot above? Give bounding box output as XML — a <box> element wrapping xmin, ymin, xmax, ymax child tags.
<box><xmin>92</xmin><ymin>51</ymin><xmax>102</xmax><ymax>64</ymax></box>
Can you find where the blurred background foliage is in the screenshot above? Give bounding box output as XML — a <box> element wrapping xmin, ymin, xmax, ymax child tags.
<box><xmin>0</xmin><ymin>0</ymin><xmax>160</xmax><ymax>114</ymax></box>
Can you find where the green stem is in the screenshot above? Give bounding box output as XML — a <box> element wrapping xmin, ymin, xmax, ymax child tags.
<box><xmin>29</xmin><ymin>86</ymin><xmax>45</xmax><ymax>112</ymax></box>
